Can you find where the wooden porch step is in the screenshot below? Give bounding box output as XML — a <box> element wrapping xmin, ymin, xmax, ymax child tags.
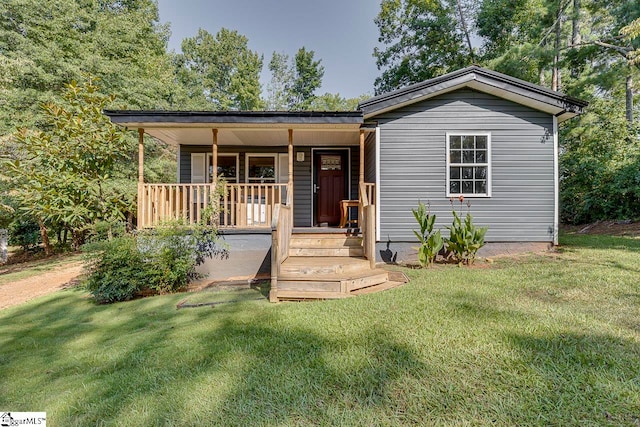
<box><xmin>278</xmin><ymin>270</ymin><xmax>389</xmax><ymax>293</ymax></box>
<box><xmin>289</xmin><ymin>247</ymin><xmax>364</xmax><ymax>257</ymax></box>
<box><xmin>350</xmin><ymin>280</ymin><xmax>406</xmax><ymax>296</ymax></box>
<box><xmin>279</xmin><ymin>256</ymin><xmax>372</xmax><ymax>277</ymax></box>
<box><xmin>289</xmin><ymin>235</ymin><xmax>362</xmax><ymax>248</ymax></box>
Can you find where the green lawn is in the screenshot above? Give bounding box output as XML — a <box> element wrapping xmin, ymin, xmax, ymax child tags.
<box><xmin>0</xmin><ymin>234</ymin><xmax>639</xmax><ymax>426</ymax></box>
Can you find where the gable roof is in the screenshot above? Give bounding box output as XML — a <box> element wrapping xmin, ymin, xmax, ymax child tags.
<box><xmin>359</xmin><ymin>66</ymin><xmax>587</xmax><ymax>123</ymax></box>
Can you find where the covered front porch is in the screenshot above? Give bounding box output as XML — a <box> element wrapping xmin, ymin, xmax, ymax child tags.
<box><xmin>106</xmin><ymin>111</ymin><xmax>388</xmax><ymax>301</ymax></box>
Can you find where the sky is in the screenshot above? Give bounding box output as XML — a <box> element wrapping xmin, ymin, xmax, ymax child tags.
<box><xmin>156</xmin><ymin>0</ymin><xmax>381</xmax><ymax>99</ymax></box>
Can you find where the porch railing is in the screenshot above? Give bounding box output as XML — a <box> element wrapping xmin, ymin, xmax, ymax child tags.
<box><xmin>359</xmin><ymin>182</ymin><xmax>377</xmax><ymax>269</ymax></box>
<box><xmin>138</xmin><ymin>183</ymin><xmax>288</xmax><ymax>229</ymax></box>
<box><xmin>269</xmin><ymin>183</ymin><xmax>293</xmax><ymax>302</ymax></box>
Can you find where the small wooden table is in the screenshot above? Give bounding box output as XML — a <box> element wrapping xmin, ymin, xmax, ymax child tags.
<box><xmin>339</xmin><ymin>200</ymin><xmax>359</xmax><ymax>227</ymax></box>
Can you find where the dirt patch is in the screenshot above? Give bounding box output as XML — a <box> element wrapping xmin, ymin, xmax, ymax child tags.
<box><xmin>562</xmin><ymin>220</ymin><xmax>640</xmax><ymax>237</ymax></box>
<box><xmin>0</xmin><ymin>261</ymin><xmax>85</xmax><ymax>310</ymax></box>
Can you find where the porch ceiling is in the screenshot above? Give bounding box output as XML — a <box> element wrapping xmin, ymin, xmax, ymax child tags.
<box><xmin>144</xmin><ymin>126</ymin><xmax>362</xmax><ymax>146</ymax></box>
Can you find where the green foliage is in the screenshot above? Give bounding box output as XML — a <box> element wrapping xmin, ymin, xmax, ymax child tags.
<box><xmin>560</xmin><ymin>98</ymin><xmax>640</xmax><ymax>223</ymax></box>
<box><xmin>308</xmin><ymin>92</ymin><xmax>370</xmax><ymax>111</ymax></box>
<box><xmin>265</xmin><ymin>48</ymin><xmax>325</xmax><ymax>110</ymax></box>
<box><xmin>83</xmin><ymin>235</ymin><xmax>145</xmax><ymax>303</ymax></box>
<box><xmin>8</xmin><ymin>218</ymin><xmax>40</xmax><ymax>251</ymax></box>
<box><xmin>412</xmin><ymin>201</ymin><xmax>444</xmax><ymax>267</ymax></box>
<box><xmin>178</xmin><ymin>28</ymin><xmax>264</xmax><ymax>110</ymax></box>
<box><xmin>446</xmin><ymin>200</ymin><xmax>488</xmax><ymax>265</ymax></box>
<box><xmin>84</xmin><ymin>220</ymin><xmax>227</xmax><ymax>303</ymax></box>
<box><xmin>373</xmin><ymin>0</ymin><xmax>473</xmax><ymax>94</ymax></box>
<box><xmin>289</xmin><ymin>48</ymin><xmax>325</xmax><ymax>110</ymax></box>
<box><xmin>4</xmin><ymin>77</ymin><xmax>132</xmax><ymax>251</ymax></box>
<box><xmin>266</xmin><ymin>51</ymin><xmax>294</xmax><ymax>110</ymax></box>
<box><xmin>0</xmin><ymin>0</ymin><xmax>196</xmax><ymax>134</ymax></box>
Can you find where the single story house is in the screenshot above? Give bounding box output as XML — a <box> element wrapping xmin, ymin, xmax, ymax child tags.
<box><xmin>105</xmin><ymin>66</ymin><xmax>587</xmax><ymax>301</ymax></box>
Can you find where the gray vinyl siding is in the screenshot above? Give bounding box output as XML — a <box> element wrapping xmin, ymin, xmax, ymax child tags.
<box><xmin>375</xmin><ymin>88</ymin><xmax>555</xmax><ymax>242</ymax></box>
<box><xmin>179</xmin><ymin>145</ymin><xmax>359</xmax><ymax>228</ymax></box>
<box><xmin>364</xmin><ymin>133</ymin><xmax>376</xmax><ymax>184</ymax></box>
<box><xmin>293</xmin><ymin>147</ymin><xmax>311</xmax><ymax>227</ymax></box>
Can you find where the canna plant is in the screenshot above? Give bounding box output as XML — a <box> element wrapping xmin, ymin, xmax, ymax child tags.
<box><xmin>446</xmin><ymin>197</ymin><xmax>488</xmax><ymax>265</ymax></box>
<box><xmin>412</xmin><ymin>201</ymin><xmax>444</xmax><ymax>267</ymax></box>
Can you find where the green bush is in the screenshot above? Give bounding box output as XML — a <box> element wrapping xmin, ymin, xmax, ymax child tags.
<box><xmin>8</xmin><ymin>219</ymin><xmax>40</xmax><ymax>251</ymax></box>
<box><xmin>83</xmin><ymin>220</ymin><xmax>227</xmax><ymax>303</ymax></box>
<box><xmin>445</xmin><ymin>199</ymin><xmax>488</xmax><ymax>265</ymax></box>
<box><xmin>412</xmin><ymin>201</ymin><xmax>444</xmax><ymax>267</ymax></box>
<box><xmin>83</xmin><ymin>236</ymin><xmax>145</xmax><ymax>303</ymax></box>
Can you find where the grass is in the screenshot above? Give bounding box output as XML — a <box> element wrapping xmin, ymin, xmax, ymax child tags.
<box><xmin>0</xmin><ymin>253</ymin><xmax>83</xmax><ymax>286</ymax></box>
<box><xmin>0</xmin><ymin>234</ymin><xmax>638</xmax><ymax>426</ymax></box>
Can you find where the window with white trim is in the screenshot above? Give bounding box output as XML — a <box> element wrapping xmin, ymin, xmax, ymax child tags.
<box><xmin>208</xmin><ymin>154</ymin><xmax>238</xmax><ymax>183</ymax></box>
<box><xmin>246</xmin><ymin>154</ymin><xmax>276</xmax><ymax>183</ymax></box>
<box><xmin>446</xmin><ymin>133</ymin><xmax>491</xmax><ymax>197</ymax></box>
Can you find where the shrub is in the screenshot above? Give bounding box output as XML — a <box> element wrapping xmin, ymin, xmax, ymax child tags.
<box><xmin>412</xmin><ymin>201</ymin><xmax>443</xmax><ymax>267</ymax></box>
<box><xmin>83</xmin><ymin>236</ymin><xmax>145</xmax><ymax>303</ymax></box>
<box><xmin>83</xmin><ymin>220</ymin><xmax>227</xmax><ymax>303</ymax></box>
<box><xmin>8</xmin><ymin>219</ymin><xmax>40</xmax><ymax>251</ymax></box>
<box><xmin>445</xmin><ymin>197</ymin><xmax>488</xmax><ymax>265</ymax></box>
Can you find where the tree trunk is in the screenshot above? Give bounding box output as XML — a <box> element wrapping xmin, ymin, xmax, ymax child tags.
<box><xmin>456</xmin><ymin>0</ymin><xmax>475</xmax><ymax>62</ymax></box>
<box><xmin>552</xmin><ymin>0</ymin><xmax>562</xmax><ymax>91</ymax></box>
<box><xmin>571</xmin><ymin>0</ymin><xmax>581</xmax><ymax>78</ymax></box>
<box><xmin>626</xmin><ymin>73</ymin><xmax>634</xmax><ymax>124</ymax></box>
<box><xmin>38</xmin><ymin>220</ymin><xmax>52</xmax><ymax>256</ymax></box>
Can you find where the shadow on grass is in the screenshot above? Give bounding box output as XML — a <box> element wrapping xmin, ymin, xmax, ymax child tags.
<box><xmin>0</xmin><ymin>292</ymin><xmax>430</xmax><ymax>425</ymax></box>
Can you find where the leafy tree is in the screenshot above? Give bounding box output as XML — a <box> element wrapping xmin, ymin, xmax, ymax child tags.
<box><xmin>266</xmin><ymin>51</ymin><xmax>294</xmax><ymax>110</ymax></box>
<box><xmin>0</xmin><ymin>0</ymin><xmax>198</xmax><ymax>134</ymax></box>
<box><xmin>289</xmin><ymin>47</ymin><xmax>325</xmax><ymax>110</ymax></box>
<box><xmin>4</xmin><ymin>77</ymin><xmax>132</xmax><ymax>253</ymax></box>
<box><xmin>560</xmin><ymin>98</ymin><xmax>640</xmax><ymax>223</ymax></box>
<box><xmin>265</xmin><ymin>47</ymin><xmax>325</xmax><ymax>110</ymax></box>
<box><xmin>309</xmin><ymin>93</ymin><xmax>370</xmax><ymax>111</ymax></box>
<box><xmin>373</xmin><ymin>0</ymin><xmax>474</xmax><ymax>94</ymax></box>
<box><xmin>177</xmin><ymin>28</ymin><xmax>264</xmax><ymax>110</ymax></box>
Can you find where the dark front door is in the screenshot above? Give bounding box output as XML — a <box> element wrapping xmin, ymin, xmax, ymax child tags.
<box><xmin>314</xmin><ymin>151</ymin><xmax>347</xmax><ymax>226</ymax></box>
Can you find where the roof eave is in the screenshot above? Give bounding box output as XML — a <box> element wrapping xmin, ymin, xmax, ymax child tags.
<box><xmin>360</xmin><ymin>66</ymin><xmax>587</xmax><ymax>119</ymax></box>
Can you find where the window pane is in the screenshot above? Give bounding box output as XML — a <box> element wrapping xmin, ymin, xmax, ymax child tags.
<box><xmin>475</xmin><ymin>167</ymin><xmax>487</xmax><ymax>179</ymax></box>
<box><xmin>475</xmin><ymin>150</ymin><xmax>486</xmax><ymax>163</ymax></box>
<box><xmin>463</xmin><ymin>150</ymin><xmax>474</xmax><ymax>163</ymax></box>
<box><xmin>450</xmin><ymin>166</ymin><xmax>460</xmax><ymax>179</ymax></box>
<box><xmin>450</xmin><ymin>135</ymin><xmax>461</xmax><ymax>149</ymax></box>
<box><xmin>217</xmin><ymin>156</ymin><xmax>237</xmax><ymax>179</ymax></box>
<box><xmin>476</xmin><ymin>136</ymin><xmax>487</xmax><ymax>149</ymax></box>
<box><xmin>462</xmin><ymin>167</ymin><xmax>473</xmax><ymax>179</ymax></box>
<box><xmin>450</xmin><ymin>150</ymin><xmax>461</xmax><ymax>163</ymax></box>
<box><xmin>462</xmin><ymin>180</ymin><xmax>473</xmax><ymax>193</ymax></box>
<box><xmin>475</xmin><ymin>180</ymin><xmax>487</xmax><ymax>194</ymax></box>
<box><xmin>321</xmin><ymin>155</ymin><xmax>341</xmax><ymax>170</ymax></box>
<box><xmin>248</xmin><ymin>157</ymin><xmax>275</xmax><ymax>181</ymax></box>
<box><xmin>463</xmin><ymin>135</ymin><xmax>474</xmax><ymax>149</ymax></box>
<box><xmin>450</xmin><ymin>180</ymin><xmax>461</xmax><ymax>193</ymax></box>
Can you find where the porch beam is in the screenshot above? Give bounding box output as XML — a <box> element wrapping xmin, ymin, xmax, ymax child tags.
<box><xmin>359</xmin><ymin>129</ymin><xmax>365</xmax><ymax>186</ymax></box>
<box><xmin>212</xmin><ymin>129</ymin><xmax>218</xmax><ymax>185</ymax></box>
